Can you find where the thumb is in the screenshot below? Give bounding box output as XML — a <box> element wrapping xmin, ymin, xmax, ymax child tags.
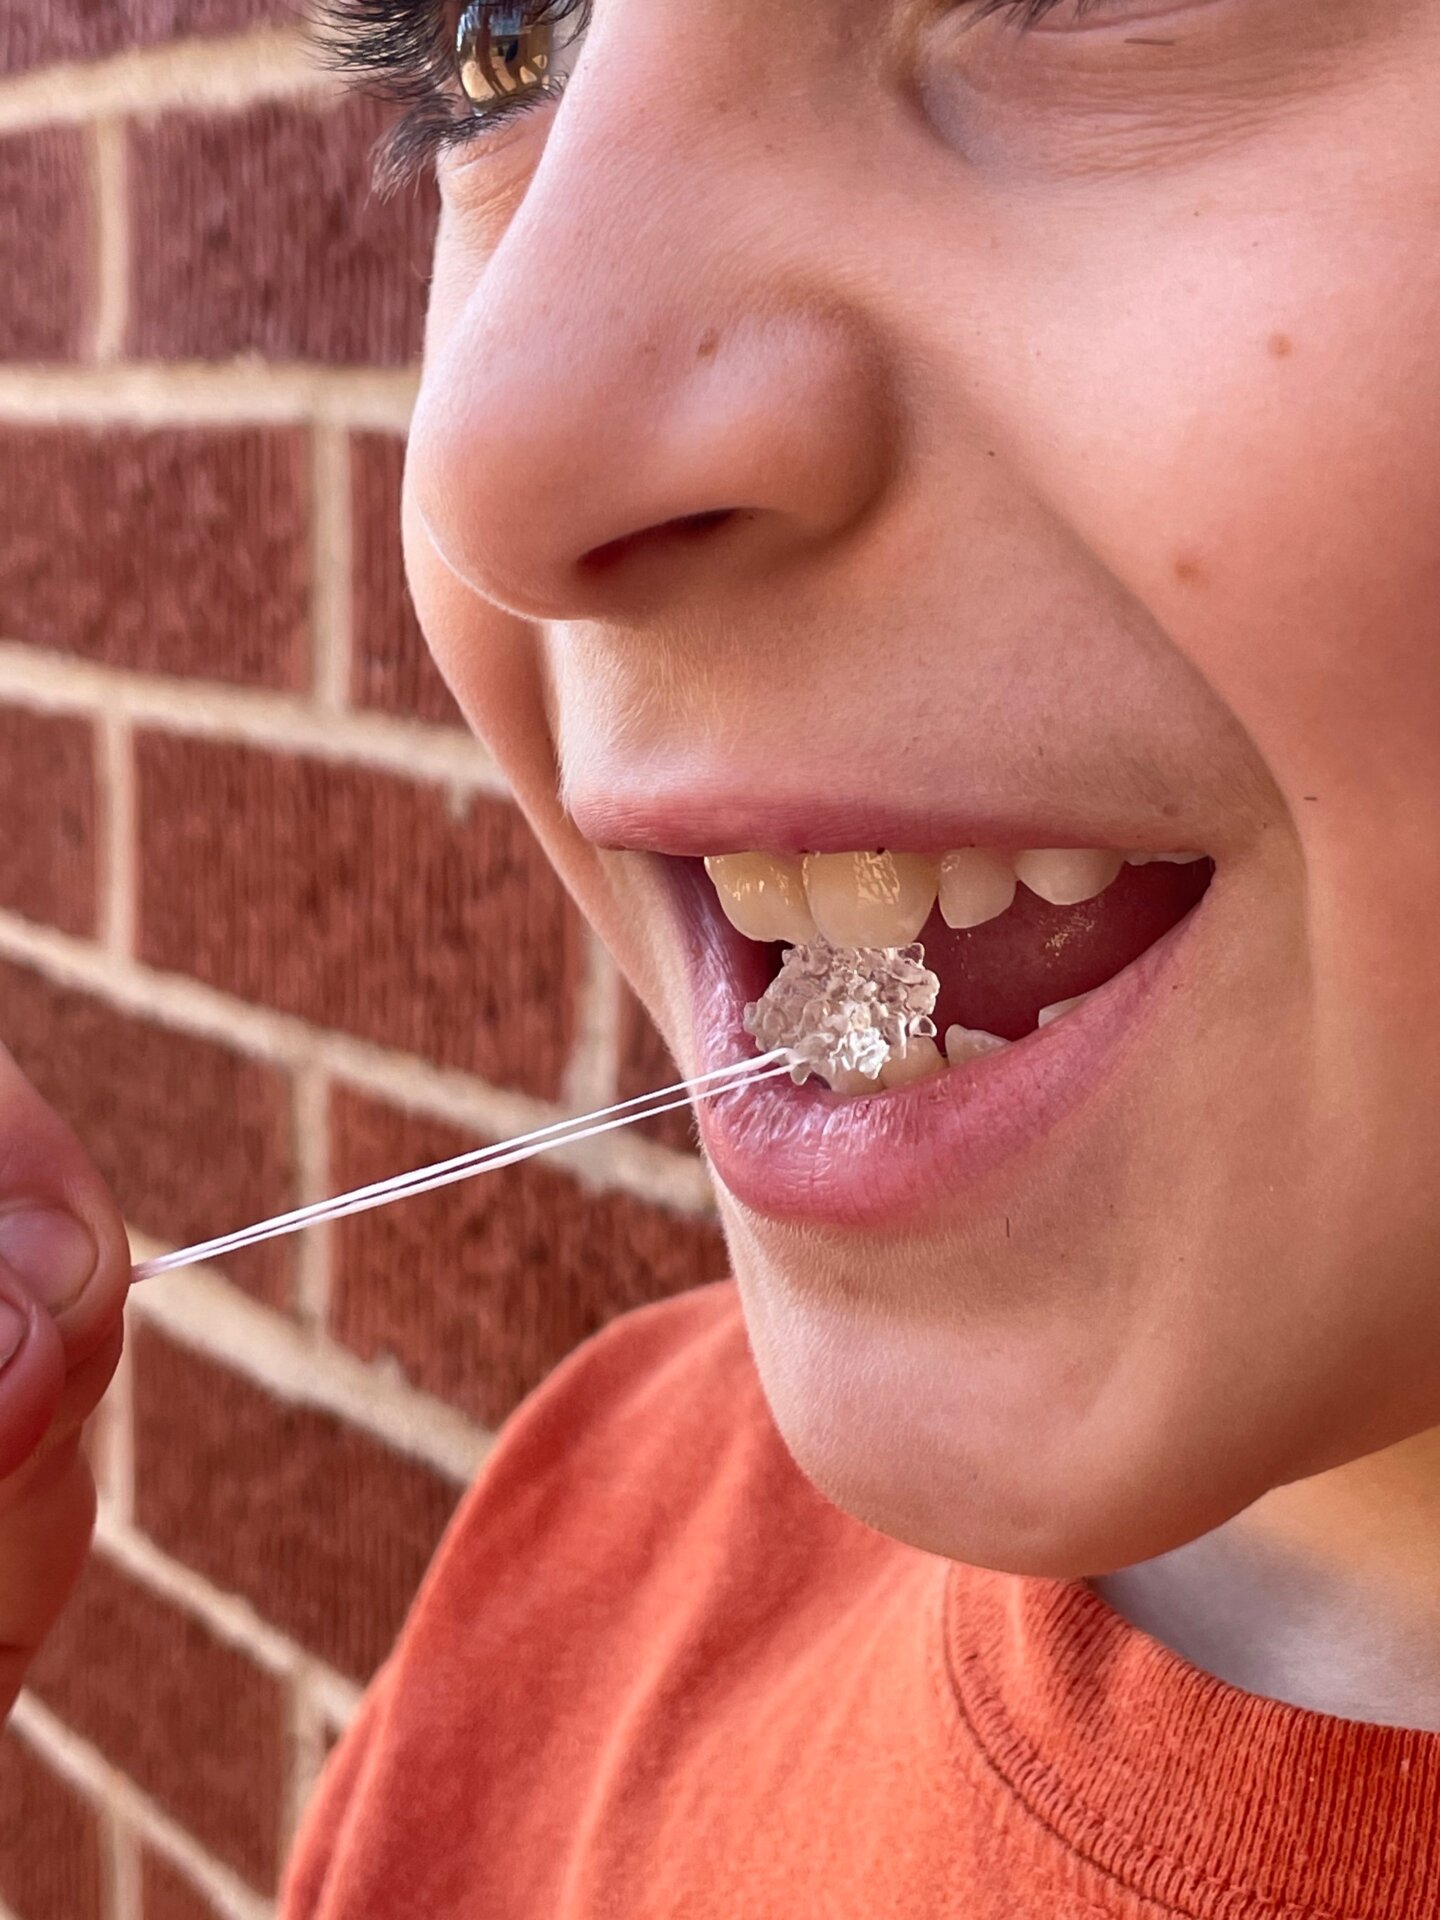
<box><xmin>0</xmin><ymin>1274</ymin><xmax>66</xmax><ymax>1482</ymax></box>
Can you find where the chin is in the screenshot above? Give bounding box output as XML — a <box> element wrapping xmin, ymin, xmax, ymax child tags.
<box><xmin>725</xmin><ymin>1222</ymin><xmax>1297</xmax><ymax>1582</ymax></box>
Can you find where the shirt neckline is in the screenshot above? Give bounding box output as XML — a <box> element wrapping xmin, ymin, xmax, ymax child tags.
<box><xmin>940</xmin><ymin>1558</ymin><xmax>1440</xmax><ymax>1920</ymax></box>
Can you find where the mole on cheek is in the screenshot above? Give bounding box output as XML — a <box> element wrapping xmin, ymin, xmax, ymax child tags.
<box><xmin>697</xmin><ymin>329</ymin><xmax>720</xmax><ymax>359</ymax></box>
<box><xmin>1173</xmin><ymin>552</ymin><xmax>1207</xmax><ymax>588</ymax></box>
<box><xmin>1267</xmin><ymin>333</ymin><xmax>1295</xmax><ymax>359</ymax></box>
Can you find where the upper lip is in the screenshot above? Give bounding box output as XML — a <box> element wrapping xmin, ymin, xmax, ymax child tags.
<box><xmin>570</xmin><ymin>791</ymin><xmax>1208</xmax><ymax>857</ymax></box>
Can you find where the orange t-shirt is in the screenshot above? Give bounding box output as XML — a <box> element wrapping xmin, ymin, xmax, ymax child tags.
<box><xmin>282</xmin><ymin>1281</ymin><xmax>1440</xmax><ymax>1920</ymax></box>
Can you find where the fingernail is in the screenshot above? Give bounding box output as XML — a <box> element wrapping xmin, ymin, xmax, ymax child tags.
<box><xmin>0</xmin><ymin>1295</ymin><xmax>26</xmax><ymax>1367</ymax></box>
<box><xmin>0</xmin><ymin>1209</ymin><xmax>98</xmax><ymax>1315</ymax></box>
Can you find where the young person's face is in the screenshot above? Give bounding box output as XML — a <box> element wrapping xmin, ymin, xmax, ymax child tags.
<box><xmin>401</xmin><ymin>0</ymin><xmax>1440</xmax><ymax>1575</ymax></box>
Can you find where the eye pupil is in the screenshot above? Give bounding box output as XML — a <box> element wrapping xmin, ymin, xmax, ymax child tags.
<box><xmin>457</xmin><ymin>5</ymin><xmax>556</xmax><ymax>106</ymax></box>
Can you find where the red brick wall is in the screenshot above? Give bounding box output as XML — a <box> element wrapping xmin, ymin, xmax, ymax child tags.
<box><xmin>0</xmin><ymin>12</ymin><xmax>726</xmax><ymax>1916</ymax></box>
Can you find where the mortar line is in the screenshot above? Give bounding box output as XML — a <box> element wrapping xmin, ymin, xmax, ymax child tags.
<box><xmin>89</xmin><ymin>117</ymin><xmax>129</xmax><ymax>365</ymax></box>
<box><xmin>9</xmin><ymin>1697</ymin><xmax>275</xmax><ymax>1920</ymax></box>
<box><xmin>100</xmin><ymin>709</ymin><xmax>136</xmax><ymax>959</ymax></box>
<box><xmin>101</xmin><ymin>1328</ymin><xmax>136</xmax><ymax>1528</ymax></box>
<box><xmin>123</xmin><ymin>1256</ymin><xmax>492</xmax><ymax>1486</ymax></box>
<box><xmin>91</xmin><ymin>1515</ymin><xmax>365</xmax><ymax>1723</ymax></box>
<box><xmin>0</xmin><ymin>642</ymin><xmax>502</xmax><ymax>790</ymax></box>
<box><xmin>311</xmin><ymin>423</ymin><xmax>354</xmax><ymax>713</ymax></box>
<box><xmin>0</xmin><ymin>363</ymin><xmax>418</xmax><ymax>429</ymax></box>
<box><xmin>293</xmin><ymin>1061</ymin><xmax>334</xmax><ymax>1331</ymax></box>
<box><xmin>306</xmin><ymin>1664</ymin><xmax>365</xmax><ymax>1734</ymax></box>
<box><xmin>0</xmin><ymin>912</ymin><xmax>719</xmax><ymax>1216</ymax></box>
<box><xmin>0</xmin><ymin>25</ymin><xmax>325</xmax><ymax>132</ymax></box>
<box><xmin>281</xmin><ymin>1667</ymin><xmax>331</xmax><ymax>1864</ymax></box>
<box><xmin>561</xmin><ymin>927</ymin><xmax>622</xmax><ymax>1114</ymax></box>
<box><xmin>104</xmin><ymin>1806</ymin><xmax>142</xmax><ymax>1920</ymax></box>
<box><xmin>92</xmin><ymin>1511</ymin><xmax>303</xmax><ymax>1678</ymax></box>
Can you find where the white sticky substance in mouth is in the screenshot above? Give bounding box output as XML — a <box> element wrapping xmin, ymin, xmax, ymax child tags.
<box><xmin>743</xmin><ymin>939</ymin><xmax>941</xmax><ymax>1087</ymax></box>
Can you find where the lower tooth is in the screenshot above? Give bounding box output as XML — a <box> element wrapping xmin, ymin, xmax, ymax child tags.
<box><xmin>1037</xmin><ymin>992</ymin><xmax>1091</xmax><ymax>1028</ymax></box>
<box><xmin>826</xmin><ymin>1066</ymin><xmax>881</xmax><ymax>1095</ymax></box>
<box><xmin>879</xmin><ymin>1036</ymin><xmax>945</xmax><ymax>1089</ymax></box>
<box><xmin>944</xmin><ymin>1023</ymin><xmax>1010</xmax><ymax>1066</ymax></box>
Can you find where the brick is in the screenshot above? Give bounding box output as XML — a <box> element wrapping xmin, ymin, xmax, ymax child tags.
<box><xmin>0</xmin><ymin>128</ymin><xmax>92</xmax><ymax>360</ymax></box>
<box><xmin>142</xmin><ymin>1847</ymin><xmax>225</xmax><ymax>1920</ymax></box>
<box><xmin>80</xmin><ymin>1390</ymin><xmax>117</xmax><ymax>1501</ymax></box>
<box><xmin>349</xmin><ymin>431</ymin><xmax>460</xmax><ymax>724</ymax></box>
<box><xmin>0</xmin><ymin>0</ymin><xmax>291</xmax><ymax>74</ymax></box>
<box><xmin>129</xmin><ymin>95</ymin><xmax>438</xmax><ymax>366</ymax></box>
<box><xmin>0</xmin><ymin>958</ymin><xmax>297</xmax><ymax>1308</ymax></box>
<box><xmin>136</xmin><ymin>734</ymin><xmax>582</xmax><ymax>1099</ymax></box>
<box><xmin>0</xmin><ymin>1729</ymin><xmax>104</xmax><ymax>1920</ymax></box>
<box><xmin>0</xmin><ymin>425</ymin><xmax>310</xmax><ymax>686</ymax></box>
<box><xmin>132</xmin><ymin>1323</ymin><xmax>459</xmax><ymax>1680</ymax></box>
<box><xmin>329</xmin><ymin>1085</ymin><xmax>729</xmax><ymax>1427</ymax></box>
<box><xmin>617</xmin><ymin>985</ymin><xmax>700</xmax><ymax>1155</ymax></box>
<box><xmin>0</xmin><ymin>705</ymin><xmax>98</xmax><ymax>936</ymax></box>
<box><xmin>28</xmin><ymin>1550</ymin><xmax>287</xmax><ymax>1891</ymax></box>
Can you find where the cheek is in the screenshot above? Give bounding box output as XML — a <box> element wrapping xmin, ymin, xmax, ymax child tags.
<box><xmin>401</xmin><ymin>483</ymin><xmax>685</xmax><ymax>1027</ymax></box>
<box><xmin>402</xmin><ymin>477</ymin><xmax>548</xmax><ymax>772</ymax></box>
<box><xmin>983</xmin><ymin>171</ymin><xmax>1440</xmax><ymax>1210</ymax></box>
<box><xmin>995</xmin><ymin>180</ymin><xmax>1440</xmax><ymax>906</ymax></box>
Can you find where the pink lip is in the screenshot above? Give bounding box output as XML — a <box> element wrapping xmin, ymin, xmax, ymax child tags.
<box><xmin>667</xmin><ymin>858</ymin><xmax>1213</xmax><ymax>1230</ymax></box>
<box><xmin>573</xmin><ymin>792</ymin><xmax>1209</xmax><ymax>860</ymax></box>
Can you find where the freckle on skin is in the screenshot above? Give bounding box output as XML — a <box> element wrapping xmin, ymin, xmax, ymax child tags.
<box><xmin>1268</xmin><ymin>333</ymin><xmax>1295</xmax><ymax>359</ymax></box>
<box><xmin>697</xmin><ymin>329</ymin><xmax>720</xmax><ymax>360</ymax></box>
<box><xmin>1174</xmin><ymin>552</ymin><xmax>1206</xmax><ymax>587</ymax></box>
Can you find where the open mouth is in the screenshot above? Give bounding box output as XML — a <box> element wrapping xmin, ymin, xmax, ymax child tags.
<box><xmin>702</xmin><ymin>846</ymin><xmax>1215</xmax><ymax>1093</ymax></box>
<box><xmin>651</xmin><ymin>832</ymin><xmax>1218</xmax><ymax>1227</ymax></box>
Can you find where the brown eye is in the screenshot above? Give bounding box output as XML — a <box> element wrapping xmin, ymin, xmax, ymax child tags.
<box><xmin>456</xmin><ymin>4</ymin><xmax>561</xmax><ymax>107</ymax></box>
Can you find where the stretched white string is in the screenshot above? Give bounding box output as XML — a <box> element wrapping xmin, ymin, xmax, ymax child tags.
<box><xmin>131</xmin><ymin>1050</ymin><xmax>793</xmax><ymax>1281</ymax></box>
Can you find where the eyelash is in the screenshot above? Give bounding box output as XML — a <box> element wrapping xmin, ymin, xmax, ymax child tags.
<box><xmin>318</xmin><ymin>0</ymin><xmax>1076</xmax><ymax>189</ymax></box>
<box><xmin>318</xmin><ymin>0</ymin><xmax>593</xmax><ymax>186</ymax></box>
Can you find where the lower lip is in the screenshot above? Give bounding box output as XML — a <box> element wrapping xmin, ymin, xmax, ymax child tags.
<box><xmin>670</xmin><ymin>861</ymin><xmax>1211</xmax><ymax>1231</ymax></box>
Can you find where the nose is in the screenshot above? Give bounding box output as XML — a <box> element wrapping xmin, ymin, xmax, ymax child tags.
<box><xmin>407</xmin><ymin>39</ymin><xmax>893</xmax><ymax>621</ymax></box>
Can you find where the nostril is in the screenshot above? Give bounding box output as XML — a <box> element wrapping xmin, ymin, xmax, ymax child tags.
<box><xmin>673</xmin><ymin>508</ymin><xmax>735</xmax><ymax>537</ymax></box>
<box><xmin>581</xmin><ymin>508</ymin><xmax>738</xmax><ymax>576</ymax></box>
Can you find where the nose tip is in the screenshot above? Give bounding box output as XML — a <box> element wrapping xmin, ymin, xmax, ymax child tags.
<box><xmin>409</xmin><ymin>291</ymin><xmax>892</xmax><ymax>623</ymax></box>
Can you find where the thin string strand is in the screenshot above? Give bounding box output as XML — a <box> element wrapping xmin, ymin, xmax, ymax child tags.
<box><xmin>131</xmin><ymin>1050</ymin><xmax>792</xmax><ymax>1282</ymax></box>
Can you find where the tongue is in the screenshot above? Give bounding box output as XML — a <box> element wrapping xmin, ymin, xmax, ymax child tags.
<box><xmin>923</xmin><ymin>859</ymin><xmax>1213</xmax><ymax>1041</ymax></box>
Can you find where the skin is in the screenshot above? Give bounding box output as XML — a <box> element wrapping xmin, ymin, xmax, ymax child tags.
<box><xmin>2</xmin><ymin>0</ymin><xmax>1437</xmax><ymax>1742</ymax></box>
<box><xmin>0</xmin><ymin>1051</ymin><xmax>129</xmax><ymax>1722</ymax></box>
<box><xmin>405</xmin><ymin>0</ymin><xmax>1440</xmax><ymax>1723</ymax></box>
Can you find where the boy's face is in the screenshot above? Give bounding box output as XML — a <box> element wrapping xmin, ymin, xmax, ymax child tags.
<box><xmin>403</xmin><ymin>0</ymin><xmax>1440</xmax><ymax>1574</ymax></box>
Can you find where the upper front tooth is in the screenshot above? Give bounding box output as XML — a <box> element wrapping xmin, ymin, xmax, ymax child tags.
<box><xmin>937</xmin><ymin>848</ymin><xmax>1017</xmax><ymax>929</ymax></box>
<box><xmin>803</xmin><ymin>851</ymin><xmax>937</xmax><ymax>947</ymax></box>
<box><xmin>824</xmin><ymin>1065</ymin><xmax>879</xmax><ymax>1096</ymax></box>
<box><xmin>705</xmin><ymin>853</ymin><xmax>817</xmax><ymax>944</ymax></box>
<box><xmin>1123</xmin><ymin>850</ymin><xmax>1207</xmax><ymax>866</ymax></box>
<box><xmin>1013</xmin><ymin>848</ymin><xmax>1124</xmax><ymax>906</ymax></box>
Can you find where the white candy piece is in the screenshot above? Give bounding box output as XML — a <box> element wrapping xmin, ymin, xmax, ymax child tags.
<box><xmin>743</xmin><ymin>939</ymin><xmax>941</xmax><ymax>1087</ymax></box>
